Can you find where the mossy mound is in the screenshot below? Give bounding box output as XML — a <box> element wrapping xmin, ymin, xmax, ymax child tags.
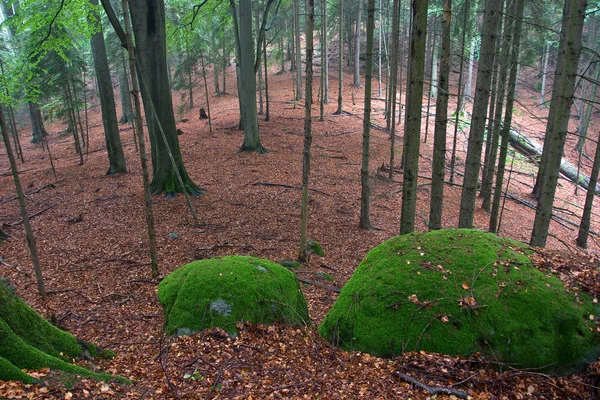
<box><xmin>158</xmin><ymin>255</ymin><xmax>310</xmax><ymax>336</ymax></box>
<box><xmin>0</xmin><ymin>280</ymin><xmax>119</xmax><ymax>383</ymax></box>
<box><xmin>319</xmin><ymin>229</ymin><xmax>600</xmax><ymax>373</ymax></box>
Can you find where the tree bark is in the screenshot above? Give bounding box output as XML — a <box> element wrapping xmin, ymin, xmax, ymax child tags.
<box><xmin>127</xmin><ymin>0</ymin><xmax>201</xmax><ymax>195</ymax></box>
<box><xmin>294</xmin><ymin>0</ymin><xmax>303</xmax><ymax>100</ymax></box>
<box><xmin>299</xmin><ymin>0</ymin><xmax>314</xmax><ymax>261</ymax></box>
<box><xmin>90</xmin><ymin>0</ymin><xmax>126</xmax><ymax>175</ymax></box>
<box><xmin>400</xmin><ymin>0</ymin><xmax>428</xmax><ymax>234</ymax></box>
<box><xmin>118</xmin><ymin>47</ymin><xmax>134</xmax><ymax>124</ymax></box>
<box><xmin>237</xmin><ymin>0</ymin><xmax>265</xmax><ymax>153</ymax></box>
<box><xmin>334</xmin><ymin>0</ymin><xmax>344</xmax><ymax>114</ymax></box>
<box><xmin>531</xmin><ymin>0</ymin><xmax>587</xmax><ymax>247</ymax></box>
<box><xmin>428</xmin><ymin>0</ymin><xmax>451</xmax><ymax>231</ymax></box>
<box><xmin>0</xmin><ymin>106</ymin><xmax>46</xmax><ymax>299</ymax></box>
<box><xmin>28</xmin><ymin>102</ymin><xmax>48</xmax><ymax>144</ymax></box>
<box><xmin>359</xmin><ymin>0</ymin><xmax>375</xmax><ymax>229</ymax></box>
<box><xmin>577</xmin><ymin>118</ymin><xmax>600</xmax><ymax>248</ymax></box>
<box><xmin>458</xmin><ymin>0</ymin><xmax>503</xmax><ymax>228</ymax></box>
<box><xmin>353</xmin><ymin>1</ymin><xmax>362</xmax><ymax>87</ymax></box>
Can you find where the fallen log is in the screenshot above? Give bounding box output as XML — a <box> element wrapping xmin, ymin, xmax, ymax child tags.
<box><xmin>508</xmin><ymin>129</ymin><xmax>600</xmax><ymax>194</ymax></box>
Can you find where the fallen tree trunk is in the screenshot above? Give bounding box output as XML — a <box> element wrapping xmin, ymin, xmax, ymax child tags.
<box><xmin>508</xmin><ymin>129</ymin><xmax>600</xmax><ymax>194</ymax></box>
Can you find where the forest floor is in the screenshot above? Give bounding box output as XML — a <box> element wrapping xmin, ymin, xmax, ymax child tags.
<box><xmin>1</xmin><ymin>63</ymin><xmax>600</xmax><ymax>399</ymax></box>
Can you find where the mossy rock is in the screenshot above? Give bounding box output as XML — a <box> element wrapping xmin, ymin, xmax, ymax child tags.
<box><xmin>158</xmin><ymin>255</ymin><xmax>311</xmax><ymax>336</ymax></box>
<box><xmin>0</xmin><ymin>280</ymin><xmax>120</xmax><ymax>383</ymax></box>
<box><xmin>319</xmin><ymin>229</ymin><xmax>600</xmax><ymax>373</ymax></box>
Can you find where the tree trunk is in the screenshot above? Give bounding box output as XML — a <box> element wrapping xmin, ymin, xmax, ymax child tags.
<box><xmin>237</xmin><ymin>0</ymin><xmax>265</xmax><ymax>153</ymax></box>
<box><xmin>464</xmin><ymin>38</ymin><xmax>476</xmax><ymax>102</ymax></box>
<box><xmin>118</xmin><ymin>47</ymin><xmax>134</xmax><ymax>124</ymax></box>
<box><xmin>255</xmin><ymin>0</ymin><xmax>264</xmax><ymax>115</ymax></box>
<box><xmin>458</xmin><ymin>0</ymin><xmax>503</xmax><ymax>229</ymax></box>
<box><xmin>28</xmin><ymin>102</ymin><xmax>48</xmax><ymax>144</ymax></box>
<box><xmin>481</xmin><ymin>1</ymin><xmax>514</xmax><ymax>211</ymax></box>
<box><xmin>127</xmin><ymin>0</ymin><xmax>201</xmax><ymax>195</ymax></box>
<box><xmin>299</xmin><ymin>0</ymin><xmax>314</xmax><ymax>261</ymax></box>
<box><xmin>428</xmin><ymin>0</ymin><xmax>451</xmax><ymax>231</ymax></box>
<box><xmin>540</xmin><ymin>42</ymin><xmax>549</xmax><ymax>108</ymax></box>
<box><xmin>387</xmin><ymin>0</ymin><xmax>400</xmax><ymax>179</ymax></box>
<box><xmin>322</xmin><ymin>0</ymin><xmax>329</xmax><ymax>104</ymax></box>
<box><xmin>400</xmin><ymin>0</ymin><xmax>428</xmax><ymax>234</ymax></box>
<box><xmin>576</xmin><ymin>63</ymin><xmax>599</xmax><ymax>153</ymax></box>
<box><xmin>120</xmin><ymin>0</ymin><xmax>159</xmax><ymax>277</ymax></box>
<box><xmin>334</xmin><ymin>0</ymin><xmax>344</xmax><ymax>114</ymax></box>
<box><xmin>359</xmin><ymin>0</ymin><xmax>376</xmax><ymax>229</ymax></box>
<box><xmin>449</xmin><ymin>0</ymin><xmax>470</xmax><ymax>183</ymax></box>
<box><xmin>0</xmin><ymin>106</ymin><xmax>46</xmax><ymax>299</ymax></box>
<box><xmin>489</xmin><ymin>0</ymin><xmax>524</xmax><ymax>233</ymax></box>
<box><xmin>531</xmin><ymin>0</ymin><xmax>587</xmax><ymax>247</ymax></box>
<box><xmin>90</xmin><ymin>0</ymin><xmax>126</xmax><ymax>175</ymax></box>
<box><xmin>294</xmin><ymin>0</ymin><xmax>303</xmax><ymax>100</ymax></box>
<box><xmin>353</xmin><ymin>2</ymin><xmax>362</xmax><ymax>87</ymax></box>
<box><xmin>577</xmin><ymin>119</ymin><xmax>600</xmax><ymax>248</ymax></box>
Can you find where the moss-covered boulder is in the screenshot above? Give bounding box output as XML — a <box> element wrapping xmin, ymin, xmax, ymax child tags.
<box><xmin>158</xmin><ymin>255</ymin><xmax>310</xmax><ymax>336</ymax></box>
<box><xmin>319</xmin><ymin>229</ymin><xmax>600</xmax><ymax>373</ymax></box>
<box><xmin>0</xmin><ymin>279</ymin><xmax>118</xmax><ymax>383</ymax></box>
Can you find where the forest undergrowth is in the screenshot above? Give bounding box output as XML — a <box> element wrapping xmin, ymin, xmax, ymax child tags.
<box><xmin>1</xmin><ymin>65</ymin><xmax>600</xmax><ymax>398</ymax></box>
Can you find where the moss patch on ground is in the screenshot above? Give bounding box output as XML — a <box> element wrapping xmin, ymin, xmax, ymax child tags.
<box><xmin>0</xmin><ymin>280</ymin><xmax>120</xmax><ymax>383</ymax></box>
<box><xmin>319</xmin><ymin>229</ymin><xmax>600</xmax><ymax>373</ymax></box>
<box><xmin>158</xmin><ymin>255</ymin><xmax>310</xmax><ymax>336</ymax></box>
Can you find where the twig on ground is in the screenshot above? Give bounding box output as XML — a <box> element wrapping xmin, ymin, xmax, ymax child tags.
<box><xmin>396</xmin><ymin>372</ymin><xmax>469</xmax><ymax>399</ymax></box>
<box><xmin>9</xmin><ymin>204</ymin><xmax>55</xmax><ymax>226</ymax></box>
<box><xmin>297</xmin><ymin>277</ymin><xmax>341</xmax><ymax>293</ymax></box>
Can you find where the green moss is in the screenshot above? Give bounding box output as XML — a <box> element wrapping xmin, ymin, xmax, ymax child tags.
<box><xmin>0</xmin><ymin>281</ymin><xmax>125</xmax><ymax>383</ymax></box>
<box><xmin>319</xmin><ymin>229</ymin><xmax>600</xmax><ymax>373</ymax></box>
<box><xmin>0</xmin><ymin>318</ymin><xmax>114</xmax><ymax>382</ymax></box>
<box><xmin>0</xmin><ymin>284</ymin><xmax>82</xmax><ymax>359</ymax></box>
<box><xmin>0</xmin><ymin>355</ymin><xmax>34</xmax><ymax>383</ymax></box>
<box><xmin>158</xmin><ymin>256</ymin><xmax>311</xmax><ymax>336</ymax></box>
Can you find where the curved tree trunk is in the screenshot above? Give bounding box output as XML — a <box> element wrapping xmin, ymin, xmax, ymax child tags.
<box><xmin>127</xmin><ymin>0</ymin><xmax>201</xmax><ymax>195</ymax></box>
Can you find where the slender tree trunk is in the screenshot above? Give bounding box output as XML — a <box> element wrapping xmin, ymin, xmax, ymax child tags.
<box><xmin>482</xmin><ymin>2</ymin><xmax>514</xmax><ymax>210</ymax></box>
<box><xmin>294</xmin><ymin>0</ymin><xmax>303</xmax><ymax>100</ymax></box>
<box><xmin>428</xmin><ymin>0</ymin><xmax>451</xmax><ymax>231</ymax></box>
<box><xmin>449</xmin><ymin>0</ymin><xmax>469</xmax><ymax>183</ymax></box>
<box><xmin>576</xmin><ymin>64</ymin><xmax>599</xmax><ymax>153</ymax></box>
<box><xmin>540</xmin><ymin>42</ymin><xmax>549</xmax><ymax>108</ymax></box>
<box><xmin>360</xmin><ymin>0</ymin><xmax>376</xmax><ymax>229</ymax></box>
<box><xmin>424</xmin><ymin>16</ymin><xmax>438</xmax><ymax>144</ymax></box>
<box><xmin>90</xmin><ymin>0</ymin><xmax>126</xmax><ymax>175</ymax></box>
<box><xmin>120</xmin><ymin>0</ymin><xmax>158</xmax><ymax>277</ymax></box>
<box><xmin>263</xmin><ymin>27</ymin><xmax>270</xmax><ymax>121</ymax></box>
<box><xmin>577</xmin><ymin>117</ymin><xmax>600</xmax><ymax>248</ymax></box>
<box><xmin>299</xmin><ymin>0</ymin><xmax>314</xmax><ymax>261</ymax></box>
<box><xmin>458</xmin><ymin>0</ymin><xmax>503</xmax><ymax>229</ymax></box>
<box><xmin>387</xmin><ymin>0</ymin><xmax>400</xmax><ymax>179</ymax></box>
<box><xmin>64</xmin><ymin>83</ymin><xmax>84</xmax><ymax>166</ymax></box>
<box><xmin>353</xmin><ymin>2</ymin><xmax>362</xmax><ymax>87</ymax></box>
<box><xmin>0</xmin><ymin>105</ymin><xmax>46</xmax><ymax>299</ymax></box>
<box><xmin>322</xmin><ymin>0</ymin><xmax>329</xmax><ymax>104</ymax></box>
<box><xmin>531</xmin><ymin>0</ymin><xmax>588</xmax><ymax>247</ymax></box>
<box><xmin>256</xmin><ymin>0</ymin><xmax>264</xmax><ymax>115</ymax></box>
<box><xmin>335</xmin><ymin>0</ymin><xmax>344</xmax><ymax>114</ymax></box>
<box><xmin>464</xmin><ymin>38</ymin><xmax>476</xmax><ymax>102</ymax></box>
<box><xmin>200</xmin><ymin>49</ymin><xmax>213</xmax><ymax>135</ymax></box>
<box><xmin>399</xmin><ymin>0</ymin><xmax>428</xmax><ymax>234</ymax></box>
<box><xmin>489</xmin><ymin>0</ymin><xmax>524</xmax><ymax>234</ymax></box>
<box><xmin>222</xmin><ymin>34</ymin><xmax>228</xmax><ymax>94</ymax></box>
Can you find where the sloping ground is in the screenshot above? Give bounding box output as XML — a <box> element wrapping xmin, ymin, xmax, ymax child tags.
<box><xmin>1</xmin><ymin>63</ymin><xmax>600</xmax><ymax>398</ymax></box>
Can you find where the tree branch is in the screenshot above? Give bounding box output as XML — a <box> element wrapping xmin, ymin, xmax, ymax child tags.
<box><xmin>396</xmin><ymin>372</ymin><xmax>469</xmax><ymax>399</ymax></box>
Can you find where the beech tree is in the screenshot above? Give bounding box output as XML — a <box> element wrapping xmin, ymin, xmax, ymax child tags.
<box><xmin>102</xmin><ymin>0</ymin><xmax>202</xmax><ymax>195</ymax></box>
<box><xmin>89</xmin><ymin>0</ymin><xmax>126</xmax><ymax>175</ymax></box>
